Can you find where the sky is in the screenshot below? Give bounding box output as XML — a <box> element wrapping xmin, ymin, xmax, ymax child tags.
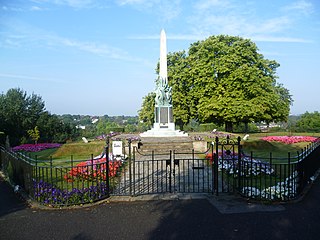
<box><xmin>0</xmin><ymin>0</ymin><xmax>319</xmax><ymax>116</ymax></box>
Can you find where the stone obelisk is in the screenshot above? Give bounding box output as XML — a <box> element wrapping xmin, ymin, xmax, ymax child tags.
<box><xmin>140</xmin><ymin>29</ymin><xmax>188</xmax><ymax>137</ymax></box>
<box><xmin>159</xmin><ymin>29</ymin><xmax>167</xmax><ymax>85</ymax></box>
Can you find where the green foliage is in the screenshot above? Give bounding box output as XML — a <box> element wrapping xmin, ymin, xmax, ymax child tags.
<box><xmin>138</xmin><ymin>92</ymin><xmax>155</xmax><ymax>127</ymax></box>
<box><xmin>139</xmin><ymin>35</ymin><xmax>292</xmax><ymax>132</ymax></box>
<box><xmin>189</xmin><ymin>35</ymin><xmax>292</xmax><ymax>130</ymax></box>
<box><xmin>6</xmin><ymin>161</ymin><xmax>14</xmax><ymax>180</ymax></box>
<box><xmin>0</xmin><ymin>131</ymin><xmax>5</xmax><ymax>145</ymax></box>
<box><xmin>125</xmin><ymin>124</ymin><xmax>137</xmax><ymax>133</ymax></box>
<box><xmin>37</xmin><ymin>112</ymin><xmax>78</xmax><ymax>143</ymax></box>
<box><xmin>0</xmin><ymin>88</ymin><xmax>45</xmax><ymax>145</ymax></box>
<box><xmin>105</xmin><ymin>127</ymin><xmax>124</xmax><ymax>133</ymax></box>
<box><xmin>0</xmin><ymin>88</ymin><xmax>80</xmax><ymax>145</ymax></box>
<box><xmin>167</xmin><ymin>51</ymin><xmax>195</xmax><ymax>129</ymax></box>
<box><xmin>199</xmin><ymin>123</ymin><xmax>223</xmax><ymax>132</ymax></box>
<box><xmin>28</xmin><ymin>126</ymin><xmax>40</xmax><ymax>144</ymax></box>
<box><xmin>294</xmin><ymin>111</ymin><xmax>320</xmax><ymax>132</ymax></box>
<box><xmin>233</xmin><ymin>122</ymin><xmax>260</xmax><ymax>133</ymax></box>
<box><xmin>184</xmin><ymin>119</ymin><xmax>200</xmax><ymax>132</ymax></box>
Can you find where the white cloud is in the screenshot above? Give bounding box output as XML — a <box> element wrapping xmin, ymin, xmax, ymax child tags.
<box><xmin>187</xmin><ymin>0</ymin><xmax>313</xmax><ymax>44</ymax></box>
<box><xmin>116</xmin><ymin>0</ymin><xmax>181</xmax><ymax>22</ymax></box>
<box><xmin>30</xmin><ymin>0</ymin><xmax>100</xmax><ymax>9</ymax></box>
<box><xmin>129</xmin><ymin>33</ymin><xmax>205</xmax><ymax>41</ymax></box>
<box><xmin>284</xmin><ymin>0</ymin><xmax>314</xmax><ymax>15</ymax></box>
<box><xmin>0</xmin><ymin>73</ymin><xmax>63</xmax><ymax>83</ymax></box>
<box><xmin>30</xmin><ymin>6</ymin><xmax>43</xmax><ymax>11</ymax></box>
<box><xmin>57</xmin><ymin>37</ymin><xmax>134</xmax><ymax>60</ymax></box>
<box><xmin>194</xmin><ymin>0</ymin><xmax>231</xmax><ymax>11</ymax></box>
<box><xmin>0</xmin><ymin>20</ymin><xmax>139</xmax><ymax>62</ymax></box>
<box><xmin>117</xmin><ymin>0</ymin><xmax>147</xmax><ymax>5</ymax></box>
<box><xmin>249</xmin><ymin>35</ymin><xmax>313</xmax><ymax>43</ymax></box>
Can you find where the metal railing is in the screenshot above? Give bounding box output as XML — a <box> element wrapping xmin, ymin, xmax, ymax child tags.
<box><xmin>0</xmin><ymin>143</ymin><xmax>111</xmax><ymax>207</ymax></box>
<box><xmin>237</xmin><ymin>138</ymin><xmax>320</xmax><ymax>201</ymax></box>
<box><xmin>1</xmin><ymin>137</ymin><xmax>320</xmax><ymax>206</ymax></box>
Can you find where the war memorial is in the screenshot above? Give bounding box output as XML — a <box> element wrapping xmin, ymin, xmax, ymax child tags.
<box><xmin>140</xmin><ymin>29</ymin><xmax>188</xmax><ymax>138</ymax></box>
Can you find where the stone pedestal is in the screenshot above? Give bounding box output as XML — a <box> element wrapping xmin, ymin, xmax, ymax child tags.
<box><xmin>140</xmin><ymin>104</ymin><xmax>188</xmax><ymax>137</ymax></box>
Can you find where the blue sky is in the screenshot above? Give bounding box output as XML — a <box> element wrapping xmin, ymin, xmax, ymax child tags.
<box><xmin>1</xmin><ymin>0</ymin><xmax>319</xmax><ymax>116</ymax></box>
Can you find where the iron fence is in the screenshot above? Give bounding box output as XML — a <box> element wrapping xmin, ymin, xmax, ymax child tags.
<box><xmin>237</xmin><ymin>139</ymin><xmax>320</xmax><ymax>201</ymax></box>
<box><xmin>0</xmin><ymin>145</ymin><xmax>111</xmax><ymax>207</ymax></box>
<box><xmin>1</xmin><ymin>137</ymin><xmax>320</xmax><ymax>206</ymax></box>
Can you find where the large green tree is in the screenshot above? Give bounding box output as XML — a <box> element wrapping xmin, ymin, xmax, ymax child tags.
<box><xmin>139</xmin><ymin>35</ymin><xmax>292</xmax><ymax>132</ymax></box>
<box><xmin>0</xmin><ymin>88</ymin><xmax>45</xmax><ymax>145</ymax></box>
<box><xmin>167</xmin><ymin>51</ymin><xmax>196</xmax><ymax>130</ymax></box>
<box><xmin>189</xmin><ymin>35</ymin><xmax>292</xmax><ymax>132</ymax></box>
<box><xmin>138</xmin><ymin>92</ymin><xmax>155</xmax><ymax>127</ymax></box>
<box><xmin>294</xmin><ymin>111</ymin><xmax>320</xmax><ymax>132</ymax></box>
<box><xmin>0</xmin><ymin>88</ymin><xmax>79</xmax><ymax>145</ymax></box>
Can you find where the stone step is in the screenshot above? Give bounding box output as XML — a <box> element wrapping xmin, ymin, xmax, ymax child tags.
<box><xmin>137</xmin><ymin>137</ymin><xmax>194</xmax><ymax>153</ymax></box>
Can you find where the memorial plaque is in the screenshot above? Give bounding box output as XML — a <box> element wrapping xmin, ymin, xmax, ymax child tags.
<box><xmin>169</xmin><ymin>107</ymin><xmax>173</xmax><ymax>123</ymax></box>
<box><xmin>160</xmin><ymin>107</ymin><xmax>168</xmax><ymax>124</ymax></box>
<box><xmin>155</xmin><ymin>107</ymin><xmax>159</xmax><ymax>123</ymax></box>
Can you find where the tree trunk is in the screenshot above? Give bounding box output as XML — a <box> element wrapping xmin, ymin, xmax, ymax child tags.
<box><xmin>225</xmin><ymin>122</ymin><xmax>233</xmax><ymax>132</ymax></box>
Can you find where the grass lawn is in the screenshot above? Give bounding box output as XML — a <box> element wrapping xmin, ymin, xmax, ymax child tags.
<box><xmin>242</xmin><ymin>139</ymin><xmax>308</xmax><ymax>159</ymax></box>
<box><xmin>28</xmin><ymin>140</ymin><xmax>106</xmax><ymax>163</ymax></box>
<box><xmin>240</xmin><ymin>132</ymin><xmax>317</xmax><ymax>161</ymax></box>
<box><xmin>25</xmin><ymin>132</ymin><xmax>318</xmax><ymax>163</ymax></box>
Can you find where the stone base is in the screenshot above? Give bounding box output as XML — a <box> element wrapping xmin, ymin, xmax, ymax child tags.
<box><xmin>140</xmin><ymin>127</ymin><xmax>188</xmax><ymax>137</ymax></box>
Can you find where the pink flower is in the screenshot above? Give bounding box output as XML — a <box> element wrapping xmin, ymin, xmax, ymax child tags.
<box><xmin>261</xmin><ymin>136</ymin><xmax>317</xmax><ymax>144</ymax></box>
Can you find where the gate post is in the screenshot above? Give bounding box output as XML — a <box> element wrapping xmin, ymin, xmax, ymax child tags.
<box><xmin>237</xmin><ymin>136</ymin><xmax>242</xmax><ymax>191</ymax></box>
<box><xmin>105</xmin><ymin>137</ymin><xmax>110</xmax><ymax>197</ymax></box>
<box><xmin>168</xmin><ymin>150</ymin><xmax>172</xmax><ymax>193</ymax></box>
<box><xmin>128</xmin><ymin>138</ymin><xmax>132</xmax><ymax>196</ymax></box>
<box><xmin>211</xmin><ymin>143</ymin><xmax>214</xmax><ymax>195</ymax></box>
<box><xmin>214</xmin><ymin>136</ymin><xmax>219</xmax><ymax>196</ymax></box>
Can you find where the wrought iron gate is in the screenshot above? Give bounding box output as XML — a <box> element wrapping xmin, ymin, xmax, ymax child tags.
<box><xmin>110</xmin><ymin>136</ymin><xmax>241</xmax><ymax>196</ymax></box>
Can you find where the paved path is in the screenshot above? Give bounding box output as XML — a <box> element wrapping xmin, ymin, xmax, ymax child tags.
<box><xmin>1</xmin><ymin>175</ymin><xmax>320</xmax><ymax>240</ymax></box>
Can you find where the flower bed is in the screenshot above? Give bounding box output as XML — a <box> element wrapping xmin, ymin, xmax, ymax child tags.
<box><xmin>12</xmin><ymin>143</ymin><xmax>62</xmax><ymax>152</ymax></box>
<box><xmin>205</xmin><ymin>151</ymin><xmax>274</xmax><ymax>176</ymax></box>
<box><xmin>64</xmin><ymin>154</ymin><xmax>122</xmax><ymax>182</ymax></box>
<box><xmin>205</xmin><ymin>151</ymin><xmax>298</xmax><ymax>201</ymax></box>
<box><xmin>261</xmin><ymin>136</ymin><xmax>317</xmax><ymax>144</ymax></box>
<box><xmin>34</xmin><ymin>180</ymin><xmax>108</xmax><ymax>206</ymax></box>
<box><xmin>241</xmin><ymin>171</ymin><xmax>298</xmax><ymax>200</ymax></box>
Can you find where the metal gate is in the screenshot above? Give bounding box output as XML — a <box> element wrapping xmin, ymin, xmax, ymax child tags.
<box><xmin>110</xmin><ymin>136</ymin><xmax>241</xmax><ymax>196</ymax></box>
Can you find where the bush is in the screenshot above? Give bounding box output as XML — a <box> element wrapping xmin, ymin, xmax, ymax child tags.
<box><xmin>105</xmin><ymin>127</ymin><xmax>124</xmax><ymax>133</ymax></box>
<box><xmin>199</xmin><ymin>123</ymin><xmax>222</xmax><ymax>132</ymax></box>
<box><xmin>233</xmin><ymin>122</ymin><xmax>260</xmax><ymax>133</ymax></box>
<box><xmin>184</xmin><ymin>119</ymin><xmax>200</xmax><ymax>132</ymax></box>
<box><xmin>125</xmin><ymin>124</ymin><xmax>137</xmax><ymax>133</ymax></box>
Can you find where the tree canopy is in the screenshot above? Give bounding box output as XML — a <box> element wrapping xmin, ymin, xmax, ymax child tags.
<box><xmin>0</xmin><ymin>88</ymin><xmax>78</xmax><ymax>146</ymax></box>
<box><xmin>139</xmin><ymin>35</ymin><xmax>293</xmax><ymax>132</ymax></box>
<box><xmin>138</xmin><ymin>92</ymin><xmax>155</xmax><ymax>127</ymax></box>
<box><xmin>294</xmin><ymin>112</ymin><xmax>320</xmax><ymax>132</ymax></box>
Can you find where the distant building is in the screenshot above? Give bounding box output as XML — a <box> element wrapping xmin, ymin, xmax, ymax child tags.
<box><xmin>92</xmin><ymin>118</ymin><xmax>99</xmax><ymax>124</ymax></box>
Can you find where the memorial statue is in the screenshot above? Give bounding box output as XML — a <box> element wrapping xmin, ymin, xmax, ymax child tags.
<box><xmin>155</xmin><ymin>75</ymin><xmax>172</xmax><ymax>106</ymax></box>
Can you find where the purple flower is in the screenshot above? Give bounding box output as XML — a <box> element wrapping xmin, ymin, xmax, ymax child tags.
<box><xmin>12</xmin><ymin>143</ymin><xmax>62</xmax><ymax>152</ymax></box>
